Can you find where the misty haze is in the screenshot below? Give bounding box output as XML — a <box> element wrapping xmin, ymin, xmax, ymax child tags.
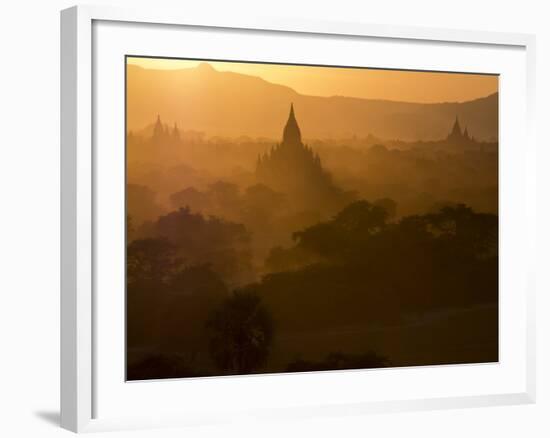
<box><xmin>126</xmin><ymin>58</ymin><xmax>498</xmax><ymax>380</ymax></box>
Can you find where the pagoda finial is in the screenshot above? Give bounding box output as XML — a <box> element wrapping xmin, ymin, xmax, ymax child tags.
<box><xmin>282</xmin><ymin>103</ymin><xmax>302</xmax><ymax>145</ymax></box>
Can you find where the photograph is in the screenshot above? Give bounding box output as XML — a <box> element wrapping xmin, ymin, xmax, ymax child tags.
<box><xmin>125</xmin><ymin>57</ymin><xmax>499</xmax><ymax>380</ymax></box>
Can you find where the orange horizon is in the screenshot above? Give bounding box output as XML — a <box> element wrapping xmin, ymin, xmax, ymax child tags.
<box><xmin>127</xmin><ymin>57</ymin><xmax>498</xmax><ymax>104</ymax></box>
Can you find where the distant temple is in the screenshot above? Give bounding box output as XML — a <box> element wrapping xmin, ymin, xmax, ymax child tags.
<box><xmin>256</xmin><ymin>104</ymin><xmax>348</xmax><ymax>211</ymax></box>
<box><xmin>447</xmin><ymin>116</ymin><xmax>475</xmax><ymax>144</ymax></box>
<box><xmin>152</xmin><ymin>115</ymin><xmax>181</xmax><ymax>142</ymax></box>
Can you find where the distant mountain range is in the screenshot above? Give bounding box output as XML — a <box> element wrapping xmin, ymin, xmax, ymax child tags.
<box><xmin>127</xmin><ymin>63</ymin><xmax>498</xmax><ymax>142</ymax></box>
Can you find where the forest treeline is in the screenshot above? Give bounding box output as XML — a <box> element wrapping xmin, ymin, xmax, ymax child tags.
<box><xmin>127</xmin><ymin>199</ymin><xmax>498</xmax><ymax>380</ymax></box>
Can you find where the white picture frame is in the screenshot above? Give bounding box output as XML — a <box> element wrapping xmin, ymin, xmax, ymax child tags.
<box><xmin>60</xmin><ymin>4</ymin><xmax>537</xmax><ymax>433</ymax></box>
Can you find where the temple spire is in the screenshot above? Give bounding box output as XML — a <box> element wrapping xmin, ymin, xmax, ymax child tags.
<box><xmin>282</xmin><ymin>103</ymin><xmax>302</xmax><ymax>145</ymax></box>
<box><xmin>452</xmin><ymin>116</ymin><xmax>461</xmax><ymax>136</ymax></box>
<box><xmin>172</xmin><ymin>122</ymin><xmax>180</xmax><ymax>140</ymax></box>
<box><xmin>153</xmin><ymin>114</ymin><xmax>164</xmax><ymax>139</ymax></box>
<box><xmin>447</xmin><ymin>115</ymin><xmax>463</xmax><ymax>142</ymax></box>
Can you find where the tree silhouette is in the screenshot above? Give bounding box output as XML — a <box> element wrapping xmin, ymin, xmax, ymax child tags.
<box><xmin>170</xmin><ymin>264</ymin><xmax>228</xmax><ymax>298</ymax></box>
<box><xmin>170</xmin><ymin>186</ymin><xmax>210</xmax><ymax>211</ymax></box>
<box><xmin>127</xmin><ymin>237</ymin><xmax>180</xmax><ymax>285</ymax></box>
<box><xmin>374</xmin><ymin>198</ymin><xmax>397</xmax><ymax>220</ymax></box>
<box><xmin>126</xmin><ymin>238</ymin><xmax>181</xmax><ymax>348</ymax></box>
<box><xmin>206</xmin><ymin>290</ymin><xmax>274</xmax><ymax>374</ymax></box>
<box><xmin>292</xmin><ymin>200</ymin><xmax>388</xmax><ymax>259</ymax></box>
<box><xmin>151</xmin><ymin>264</ymin><xmax>228</xmax><ymax>354</ymax></box>
<box><xmin>154</xmin><ymin>207</ymin><xmax>253</xmax><ymax>284</ymax></box>
<box><xmin>127</xmin><ymin>183</ymin><xmax>164</xmax><ymax>224</ymax></box>
<box><xmin>332</xmin><ymin>200</ymin><xmax>388</xmax><ymax>234</ymax></box>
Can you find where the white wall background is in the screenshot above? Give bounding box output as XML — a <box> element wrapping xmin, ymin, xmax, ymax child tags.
<box><xmin>0</xmin><ymin>1</ymin><xmax>547</xmax><ymax>436</ymax></box>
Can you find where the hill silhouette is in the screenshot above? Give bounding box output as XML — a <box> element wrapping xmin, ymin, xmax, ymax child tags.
<box><xmin>127</xmin><ymin>63</ymin><xmax>498</xmax><ymax>141</ymax></box>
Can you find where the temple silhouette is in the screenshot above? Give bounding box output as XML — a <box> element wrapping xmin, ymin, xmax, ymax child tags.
<box><xmin>256</xmin><ymin>104</ymin><xmax>348</xmax><ymax>212</ymax></box>
<box><xmin>447</xmin><ymin>116</ymin><xmax>475</xmax><ymax>145</ymax></box>
<box><xmin>152</xmin><ymin>114</ymin><xmax>181</xmax><ymax>142</ymax></box>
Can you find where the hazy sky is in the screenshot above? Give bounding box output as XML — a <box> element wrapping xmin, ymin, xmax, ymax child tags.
<box><xmin>128</xmin><ymin>57</ymin><xmax>498</xmax><ymax>104</ymax></box>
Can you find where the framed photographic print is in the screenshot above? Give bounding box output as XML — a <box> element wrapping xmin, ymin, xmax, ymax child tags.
<box><xmin>61</xmin><ymin>5</ymin><xmax>536</xmax><ymax>433</ymax></box>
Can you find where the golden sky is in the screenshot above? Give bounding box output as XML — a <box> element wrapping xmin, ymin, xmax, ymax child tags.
<box><xmin>127</xmin><ymin>57</ymin><xmax>498</xmax><ymax>104</ymax></box>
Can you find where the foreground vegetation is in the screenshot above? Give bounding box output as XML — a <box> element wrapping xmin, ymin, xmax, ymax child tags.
<box><xmin>127</xmin><ymin>200</ymin><xmax>498</xmax><ymax>380</ymax></box>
